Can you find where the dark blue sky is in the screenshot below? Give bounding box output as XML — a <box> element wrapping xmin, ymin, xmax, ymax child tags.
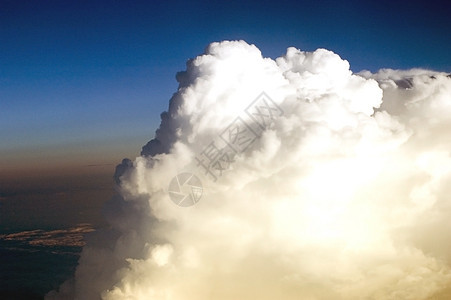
<box><xmin>1</xmin><ymin>0</ymin><xmax>450</xmax><ymax>174</ymax></box>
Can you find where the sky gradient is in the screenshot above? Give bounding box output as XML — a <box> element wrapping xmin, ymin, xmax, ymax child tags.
<box><xmin>1</xmin><ymin>0</ymin><xmax>450</xmax><ymax>177</ymax></box>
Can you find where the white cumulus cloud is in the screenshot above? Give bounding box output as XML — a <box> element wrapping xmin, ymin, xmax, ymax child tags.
<box><xmin>47</xmin><ymin>40</ymin><xmax>451</xmax><ymax>300</ymax></box>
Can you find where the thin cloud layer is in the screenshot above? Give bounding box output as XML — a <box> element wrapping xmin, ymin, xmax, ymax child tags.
<box><xmin>48</xmin><ymin>40</ymin><xmax>451</xmax><ymax>300</ymax></box>
<box><xmin>0</xmin><ymin>224</ymin><xmax>94</xmax><ymax>247</ymax></box>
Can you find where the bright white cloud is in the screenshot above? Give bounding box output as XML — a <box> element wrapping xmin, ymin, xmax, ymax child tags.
<box><xmin>47</xmin><ymin>40</ymin><xmax>451</xmax><ymax>300</ymax></box>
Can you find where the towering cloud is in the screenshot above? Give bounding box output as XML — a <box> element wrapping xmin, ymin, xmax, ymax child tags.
<box><xmin>47</xmin><ymin>40</ymin><xmax>451</xmax><ymax>299</ymax></box>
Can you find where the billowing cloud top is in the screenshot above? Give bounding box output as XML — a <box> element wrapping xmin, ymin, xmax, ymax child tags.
<box><xmin>48</xmin><ymin>40</ymin><xmax>451</xmax><ymax>300</ymax></box>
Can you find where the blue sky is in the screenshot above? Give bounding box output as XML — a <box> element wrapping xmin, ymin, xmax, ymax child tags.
<box><xmin>1</xmin><ymin>0</ymin><xmax>450</xmax><ymax>175</ymax></box>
